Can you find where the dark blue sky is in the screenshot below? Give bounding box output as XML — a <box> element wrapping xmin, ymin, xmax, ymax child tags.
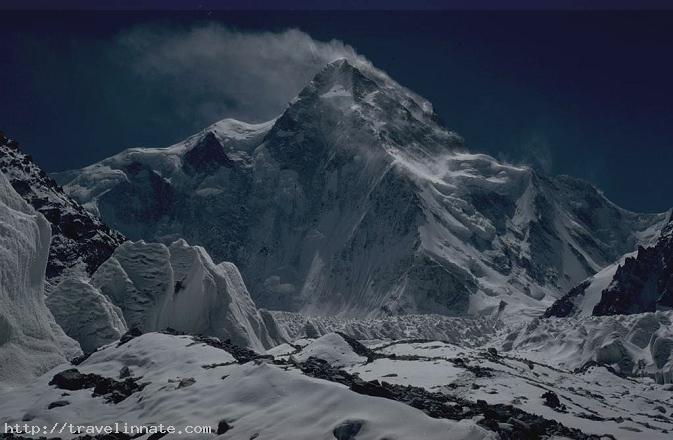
<box><xmin>2</xmin><ymin>9</ymin><xmax>672</xmax><ymax>213</ymax></box>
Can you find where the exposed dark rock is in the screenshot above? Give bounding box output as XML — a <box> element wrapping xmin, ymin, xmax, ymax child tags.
<box><xmin>49</xmin><ymin>368</ymin><xmax>146</xmax><ymax>404</ymax></box>
<box><xmin>335</xmin><ymin>332</ymin><xmax>379</xmax><ymax>361</ymax></box>
<box><xmin>544</xmin><ymin>280</ymin><xmax>590</xmax><ymax>318</ymax></box>
<box><xmin>183</xmin><ymin>132</ymin><xmax>234</xmax><ymax>174</ymax></box>
<box><xmin>216</xmin><ymin>420</ymin><xmax>232</xmax><ymax>435</ymax></box>
<box><xmin>0</xmin><ymin>133</ymin><xmax>125</xmax><ymax>281</ymax></box>
<box><xmin>190</xmin><ymin>334</ymin><xmax>272</xmax><ymax>364</ymax></box>
<box><xmin>295</xmin><ymin>357</ymin><xmax>594</xmax><ymax>439</ymax></box>
<box><xmin>118</xmin><ymin>366</ymin><xmax>131</xmax><ymax>379</ymax></box>
<box><xmin>118</xmin><ymin>328</ymin><xmax>142</xmax><ymax>346</ymax></box>
<box><xmin>71</xmin><ymin>352</ymin><xmax>93</xmax><ymax>366</ymax></box>
<box><xmin>548</xmin><ymin>217</ymin><xmax>673</xmax><ymax>318</ymax></box>
<box><xmin>594</xmin><ymin>220</ymin><xmax>673</xmax><ymax>315</ymax></box>
<box><xmin>47</xmin><ymin>400</ymin><xmax>70</xmax><ymax>409</ymax></box>
<box><xmin>176</xmin><ymin>377</ymin><xmax>195</xmax><ymax>388</ymax></box>
<box><xmin>541</xmin><ymin>390</ymin><xmax>565</xmax><ymax>411</ymax></box>
<box><xmin>333</xmin><ymin>420</ymin><xmax>363</xmax><ymax>440</ymax></box>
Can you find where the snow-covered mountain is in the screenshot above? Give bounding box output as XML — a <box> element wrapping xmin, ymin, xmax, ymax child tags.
<box><xmin>0</xmin><ymin>133</ymin><xmax>125</xmax><ymax>287</ymax></box>
<box><xmin>0</xmin><ymin>171</ymin><xmax>80</xmax><ymax>384</ymax></box>
<box><xmin>546</xmin><ymin>215</ymin><xmax>673</xmax><ymax>318</ymax></box>
<box><xmin>56</xmin><ymin>60</ymin><xmax>668</xmax><ymax>321</ymax></box>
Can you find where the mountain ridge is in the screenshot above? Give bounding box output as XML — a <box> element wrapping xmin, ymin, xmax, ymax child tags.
<box><xmin>53</xmin><ymin>60</ymin><xmax>670</xmax><ymax>321</ymax></box>
<box><xmin>0</xmin><ymin>132</ymin><xmax>126</xmax><ymax>287</ymax></box>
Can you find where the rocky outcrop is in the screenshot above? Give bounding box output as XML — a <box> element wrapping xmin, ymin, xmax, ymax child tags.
<box><xmin>0</xmin><ymin>132</ymin><xmax>125</xmax><ymax>286</ymax></box>
<box><xmin>547</xmin><ymin>215</ymin><xmax>673</xmax><ymax>318</ymax></box>
<box><xmin>593</xmin><ymin>218</ymin><xmax>673</xmax><ymax>315</ymax></box>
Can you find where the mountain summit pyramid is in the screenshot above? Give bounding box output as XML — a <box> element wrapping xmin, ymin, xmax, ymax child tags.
<box><xmin>55</xmin><ymin>60</ymin><xmax>669</xmax><ymax>320</ymax></box>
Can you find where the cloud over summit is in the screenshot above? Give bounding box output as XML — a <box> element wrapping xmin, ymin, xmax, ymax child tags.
<box><xmin>116</xmin><ymin>24</ymin><xmax>370</xmax><ymax>124</ymax></box>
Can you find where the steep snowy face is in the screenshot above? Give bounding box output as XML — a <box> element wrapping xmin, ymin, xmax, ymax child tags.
<box><xmin>0</xmin><ymin>133</ymin><xmax>125</xmax><ymax>286</ymax></box>
<box><xmin>593</xmin><ymin>217</ymin><xmax>673</xmax><ymax>315</ymax></box>
<box><xmin>55</xmin><ymin>60</ymin><xmax>667</xmax><ymax>320</ymax></box>
<box><xmin>547</xmin><ymin>214</ymin><xmax>673</xmax><ymax>318</ymax></box>
<box><xmin>88</xmin><ymin>239</ymin><xmax>284</xmax><ymax>351</ymax></box>
<box><xmin>0</xmin><ymin>172</ymin><xmax>80</xmax><ymax>384</ymax></box>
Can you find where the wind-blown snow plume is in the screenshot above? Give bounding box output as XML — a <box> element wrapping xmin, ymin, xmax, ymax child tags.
<box><xmin>117</xmin><ymin>24</ymin><xmax>373</xmax><ymax>123</ymax></box>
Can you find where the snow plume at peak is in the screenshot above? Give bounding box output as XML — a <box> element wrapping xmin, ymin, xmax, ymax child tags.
<box><xmin>116</xmin><ymin>24</ymin><xmax>373</xmax><ymax>124</ymax></box>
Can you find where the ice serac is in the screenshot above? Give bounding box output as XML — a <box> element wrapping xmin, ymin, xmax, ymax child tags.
<box><xmin>46</xmin><ymin>277</ymin><xmax>127</xmax><ymax>353</ymax></box>
<box><xmin>501</xmin><ymin>311</ymin><xmax>673</xmax><ymax>383</ymax></box>
<box><xmin>55</xmin><ymin>60</ymin><xmax>668</xmax><ymax>320</ymax></box>
<box><xmin>0</xmin><ymin>171</ymin><xmax>80</xmax><ymax>384</ymax></box>
<box><xmin>0</xmin><ymin>132</ymin><xmax>125</xmax><ymax>287</ymax></box>
<box><xmin>89</xmin><ymin>239</ymin><xmax>284</xmax><ymax>351</ymax></box>
<box><xmin>546</xmin><ymin>213</ymin><xmax>673</xmax><ymax>318</ymax></box>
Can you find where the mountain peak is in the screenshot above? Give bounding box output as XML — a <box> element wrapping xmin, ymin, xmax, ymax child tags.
<box><xmin>183</xmin><ymin>131</ymin><xmax>234</xmax><ymax>174</ymax></box>
<box><xmin>297</xmin><ymin>57</ymin><xmax>376</xmax><ymax>102</ymax></box>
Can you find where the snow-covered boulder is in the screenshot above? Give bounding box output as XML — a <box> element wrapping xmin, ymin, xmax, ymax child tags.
<box><xmin>0</xmin><ymin>172</ymin><xmax>80</xmax><ymax>384</ymax></box>
<box><xmin>89</xmin><ymin>239</ymin><xmax>284</xmax><ymax>351</ymax></box>
<box><xmin>46</xmin><ymin>277</ymin><xmax>127</xmax><ymax>353</ymax></box>
<box><xmin>293</xmin><ymin>333</ymin><xmax>367</xmax><ymax>367</ymax></box>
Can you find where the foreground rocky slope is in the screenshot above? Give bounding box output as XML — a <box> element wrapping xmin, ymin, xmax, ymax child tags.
<box><xmin>0</xmin><ymin>332</ymin><xmax>496</xmax><ymax>440</ymax></box>
<box><xmin>55</xmin><ymin>60</ymin><xmax>668</xmax><ymax>320</ymax></box>
<box><xmin>0</xmin><ymin>172</ymin><xmax>80</xmax><ymax>384</ymax></box>
<box><xmin>0</xmin><ymin>132</ymin><xmax>125</xmax><ymax>287</ymax></box>
<box><xmin>8</xmin><ymin>329</ymin><xmax>668</xmax><ymax>440</ymax></box>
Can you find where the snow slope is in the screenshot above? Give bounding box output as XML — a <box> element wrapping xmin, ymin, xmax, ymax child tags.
<box><xmin>55</xmin><ymin>60</ymin><xmax>669</xmax><ymax>320</ymax></box>
<box><xmin>0</xmin><ymin>332</ymin><xmax>495</xmax><ymax>440</ymax></box>
<box><xmin>85</xmin><ymin>239</ymin><xmax>285</xmax><ymax>351</ymax></box>
<box><xmin>287</xmin><ymin>334</ymin><xmax>673</xmax><ymax>439</ymax></box>
<box><xmin>0</xmin><ymin>171</ymin><xmax>80</xmax><ymax>384</ymax></box>
<box><xmin>293</xmin><ymin>333</ymin><xmax>367</xmax><ymax>367</ymax></box>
